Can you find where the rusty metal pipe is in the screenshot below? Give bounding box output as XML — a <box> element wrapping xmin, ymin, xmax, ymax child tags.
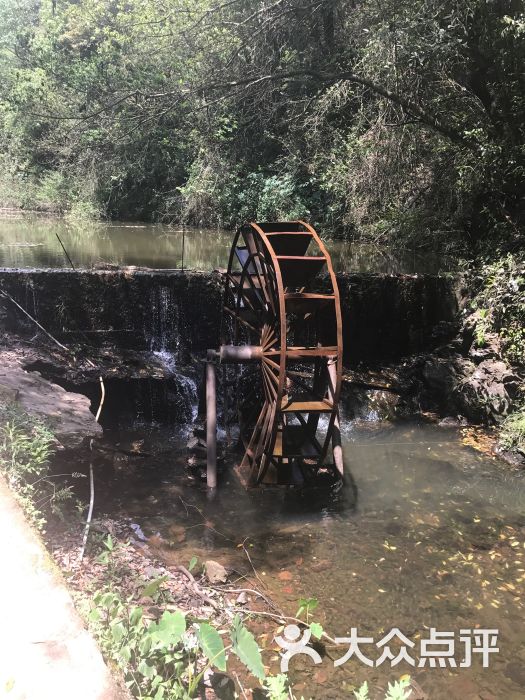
<box><xmin>206</xmin><ymin>350</ymin><xmax>217</xmax><ymax>489</ymax></box>
<box><xmin>219</xmin><ymin>344</ymin><xmax>263</xmax><ymax>363</ymax></box>
<box><xmin>328</xmin><ymin>357</ymin><xmax>344</xmax><ymax>478</ymax></box>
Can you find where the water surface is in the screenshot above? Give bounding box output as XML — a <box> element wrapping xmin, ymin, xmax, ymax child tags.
<box><xmin>87</xmin><ymin>419</ymin><xmax>525</xmax><ymax>699</ymax></box>
<box><xmin>0</xmin><ymin>215</ymin><xmax>455</xmax><ymax>274</ymax></box>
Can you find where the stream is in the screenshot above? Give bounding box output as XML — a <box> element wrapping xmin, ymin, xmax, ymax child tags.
<box><xmin>70</xmin><ymin>414</ymin><xmax>525</xmax><ymax>700</ymax></box>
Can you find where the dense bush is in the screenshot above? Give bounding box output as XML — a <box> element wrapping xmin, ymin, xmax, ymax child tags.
<box><xmin>473</xmin><ymin>254</ymin><xmax>525</xmax><ymax>366</ymax></box>
<box><xmin>0</xmin><ymin>0</ymin><xmax>522</xmax><ymax>250</ymax></box>
<box><xmin>500</xmin><ymin>405</ymin><xmax>525</xmax><ymax>457</ymax></box>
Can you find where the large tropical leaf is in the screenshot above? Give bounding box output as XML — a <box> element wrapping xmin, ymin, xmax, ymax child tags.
<box><xmin>230</xmin><ymin>614</ymin><xmax>265</xmax><ymax>680</ymax></box>
<box><xmin>198</xmin><ymin>623</ymin><xmax>226</xmax><ymax>672</ymax></box>
<box><xmin>148</xmin><ymin>611</ymin><xmax>186</xmax><ymax>647</ymax></box>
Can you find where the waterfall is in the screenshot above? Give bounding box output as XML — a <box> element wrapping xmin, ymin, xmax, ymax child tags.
<box><xmin>149</xmin><ymin>284</ymin><xmax>179</xmax><ymax>371</ymax></box>
<box><xmin>147</xmin><ymin>282</ymin><xmax>198</xmax><ymax>423</ymax></box>
<box><xmin>149</xmin><ymin>284</ymin><xmax>176</xmax><ymax>353</ymax></box>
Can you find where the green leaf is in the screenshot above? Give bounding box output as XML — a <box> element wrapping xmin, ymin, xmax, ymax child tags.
<box><xmin>354</xmin><ymin>681</ymin><xmax>369</xmax><ymax>700</ymax></box>
<box><xmin>148</xmin><ymin>611</ymin><xmax>186</xmax><ymax>647</ymax></box>
<box><xmin>88</xmin><ymin>608</ymin><xmax>101</xmax><ymax>623</ymax></box>
<box><xmin>197</xmin><ymin>622</ymin><xmax>226</xmax><ymax>672</ymax></box>
<box><xmin>129</xmin><ymin>606</ymin><xmax>143</xmax><ymax>628</ymax></box>
<box><xmin>296</xmin><ymin>597</ymin><xmax>318</xmax><ymax>618</ymax></box>
<box><xmin>188</xmin><ymin>555</ymin><xmax>198</xmax><ymax>572</ymax></box>
<box><xmin>230</xmin><ymin>614</ymin><xmax>265</xmax><ymax>680</ymax></box>
<box><xmin>111</xmin><ymin>620</ymin><xmax>126</xmax><ymax>643</ymax></box>
<box><xmin>309</xmin><ymin>622</ymin><xmax>323</xmax><ymax>639</ymax></box>
<box><xmin>142</xmin><ymin>575</ymin><xmax>168</xmax><ymax>598</ymax></box>
<box><xmin>96</xmin><ymin>551</ymin><xmax>110</xmax><ymax>565</ymax></box>
<box><xmin>137</xmin><ymin>658</ymin><xmax>156</xmax><ymax>679</ymax></box>
<box><xmin>119</xmin><ymin>645</ymin><xmax>132</xmax><ymax>663</ymax></box>
<box><xmin>139</xmin><ymin>634</ymin><xmax>153</xmax><ymax>655</ymax></box>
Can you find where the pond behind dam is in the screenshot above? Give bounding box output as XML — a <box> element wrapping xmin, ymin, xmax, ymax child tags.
<box><xmin>0</xmin><ymin>215</ymin><xmax>456</xmax><ymax>274</ymax></box>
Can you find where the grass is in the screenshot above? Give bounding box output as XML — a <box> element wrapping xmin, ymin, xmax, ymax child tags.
<box><xmin>0</xmin><ymin>400</ymin><xmax>74</xmax><ymax>530</ymax></box>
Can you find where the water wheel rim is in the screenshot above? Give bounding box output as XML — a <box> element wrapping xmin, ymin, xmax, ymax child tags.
<box><xmin>221</xmin><ymin>221</ymin><xmax>343</xmax><ymax>485</ymax></box>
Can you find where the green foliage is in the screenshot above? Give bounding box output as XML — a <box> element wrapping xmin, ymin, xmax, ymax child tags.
<box><xmin>149</xmin><ymin>612</ymin><xmax>186</xmax><ymax>648</ymax></box>
<box><xmin>142</xmin><ymin>575</ymin><xmax>170</xmax><ymax>601</ymax></box>
<box><xmin>0</xmin><ymin>400</ymin><xmax>72</xmax><ymax>530</ymax></box>
<box><xmin>0</xmin><ymin>0</ymin><xmax>522</xmax><ymax>247</ymax></box>
<box><xmin>500</xmin><ymin>404</ymin><xmax>525</xmax><ymax>456</ymax></box>
<box><xmin>355</xmin><ymin>677</ymin><xmax>412</xmax><ymax>700</ymax></box>
<box><xmin>296</xmin><ymin>597</ymin><xmax>318</xmax><ymax>622</ymax></box>
<box><xmin>88</xmin><ymin>576</ymin><xmax>270</xmax><ymax>698</ymax></box>
<box><xmin>230</xmin><ymin>614</ymin><xmax>266</xmax><ymax>681</ymax></box>
<box><xmin>96</xmin><ymin>534</ymin><xmax>115</xmax><ymax>564</ymax></box>
<box><xmin>474</xmin><ymin>254</ymin><xmax>525</xmax><ymax>365</ymax></box>
<box><xmin>263</xmin><ymin>674</ymin><xmax>289</xmax><ymax>700</ymax></box>
<box><xmin>187</xmin><ymin>556</ymin><xmax>198</xmax><ymax>573</ymax></box>
<box><xmin>196</xmin><ymin>623</ymin><xmax>226</xmax><ymax>672</ymax></box>
<box><xmin>89</xmin><ymin>588</ymin><xmax>194</xmax><ymax>699</ymax></box>
<box><xmin>309</xmin><ymin>622</ymin><xmax>324</xmax><ymax>640</ymax></box>
<box><xmin>354</xmin><ymin>682</ymin><xmax>370</xmax><ymax>700</ymax></box>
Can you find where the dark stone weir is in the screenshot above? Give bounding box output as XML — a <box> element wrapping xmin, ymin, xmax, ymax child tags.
<box><xmin>0</xmin><ymin>268</ymin><xmax>460</xmax><ymax>365</ymax></box>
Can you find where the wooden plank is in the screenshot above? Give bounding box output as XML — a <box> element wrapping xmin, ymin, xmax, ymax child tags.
<box><xmin>256</xmin><ymin>221</ymin><xmax>304</xmax><ymax>232</ymax></box>
<box><xmin>284</xmin><ymin>292</ymin><xmax>334</xmax><ymax>312</ymax></box>
<box><xmin>280</xmin><ymin>398</ymin><xmax>333</xmax><ymax>412</ymax></box>
<box><xmin>265</xmin><ymin>346</ymin><xmax>339</xmax><ymax>357</ymax></box>
<box><xmin>276</xmin><ymin>256</ymin><xmax>326</xmax><ymax>287</ymax></box>
<box><xmin>265</xmin><ymin>232</ymin><xmax>313</xmax><ymax>256</ymax></box>
<box><xmin>273</xmin><ymin>425</ymin><xmax>319</xmax><ymax>457</ymax></box>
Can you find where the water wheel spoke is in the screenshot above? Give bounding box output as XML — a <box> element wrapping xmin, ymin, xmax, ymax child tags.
<box><xmin>253</xmin><ymin>402</ymin><xmax>277</xmax><ymax>484</ymax></box>
<box><xmin>242</xmin><ymin>402</ymin><xmax>268</xmax><ymax>464</ymax></box>
<box><xmin>262</xmin><ymin>362</ymin><xmax>278</xmax><ymax>399</ymax></box>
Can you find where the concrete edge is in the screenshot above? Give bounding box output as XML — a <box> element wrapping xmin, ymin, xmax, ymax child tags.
<box><xmin>0</xmin><ymin>474</ymin><xmax>131</xmax><ymax>700</ymax></box>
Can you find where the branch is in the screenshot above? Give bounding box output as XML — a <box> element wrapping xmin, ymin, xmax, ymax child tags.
<box><xmin>201</xmin><ymin>68</ymin><xmax>478</xmax><ymax>148</ymax></box>
<box><xmin>0</xmin><ymin>289</ymin><xmax>69</xmax><ymax>352</ymax></box>
<box><xmin>27</xmin><ymin>91</ymin><xmax>138</xmax><ymax>122</ymax></box>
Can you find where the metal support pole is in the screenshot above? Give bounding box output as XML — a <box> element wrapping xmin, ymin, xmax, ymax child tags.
<box><xmin>328</xmin><ymin>357</ymin><xmax>344</xmax><ymax>478</ymax></box>
<box><xmin>206</xmin><ymin>350</ymin><xmax>217</xmax><ymax>489</ymax></box>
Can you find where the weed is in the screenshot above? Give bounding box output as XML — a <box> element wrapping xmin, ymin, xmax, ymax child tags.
<box><xmin>500</xmin><ymin>404</ymin><xmax>525</xmax><ymax>456</ymax></box>
<box><xmin>0</xmin><ymin>401</ymin><xmax>73</xmax><ymax>530</ymax></box>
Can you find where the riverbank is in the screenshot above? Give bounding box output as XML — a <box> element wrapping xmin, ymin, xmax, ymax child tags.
<box><xmin>0</xmin><ymin>473</ymin><xmax>129</xmax><ymax>700</ymax></box>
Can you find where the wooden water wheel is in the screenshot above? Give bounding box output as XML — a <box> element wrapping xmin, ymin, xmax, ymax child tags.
<box><xmin>207</xmin><ymin>221</ymin><xmax>343</xmax><ymax>488</ymax></box>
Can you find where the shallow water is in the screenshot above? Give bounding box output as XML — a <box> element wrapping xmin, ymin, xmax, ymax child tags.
<box><xmin>85</xmin><ymin>418</ymin><xmax>525</xmax><ymax>699</ymax></box>
<box><xmin>0</xmin><ymin>215</ymin><xmax>454</xmax><ymax>274</ymax></box>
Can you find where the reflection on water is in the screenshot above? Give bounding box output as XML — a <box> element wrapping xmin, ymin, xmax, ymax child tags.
<box><xmin>87</xmin><ymin>420</ymin><xmax>525</xmax><ymax>699</ymax></box>
<box><xmin>0</xmin><ymin>216</ymin><xmax>455</xmax><ymax>273</ymax></box>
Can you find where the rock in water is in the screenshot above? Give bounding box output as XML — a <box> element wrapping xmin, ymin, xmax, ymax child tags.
<box><xmin>204</xmin><ymin>560</ymin><xmax>228</xmax><ymax>584</ymax></box>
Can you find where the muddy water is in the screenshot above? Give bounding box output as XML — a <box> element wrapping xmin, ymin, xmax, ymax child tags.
<box><xmin>88</xmin><ymin>419</ymin><xmax>525</xmax><ymax>700</ymax></box>
<box><xmin>0</xmin><ymin>215</ymin><xmax>454</xmax><ymax>273</ymax></box>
